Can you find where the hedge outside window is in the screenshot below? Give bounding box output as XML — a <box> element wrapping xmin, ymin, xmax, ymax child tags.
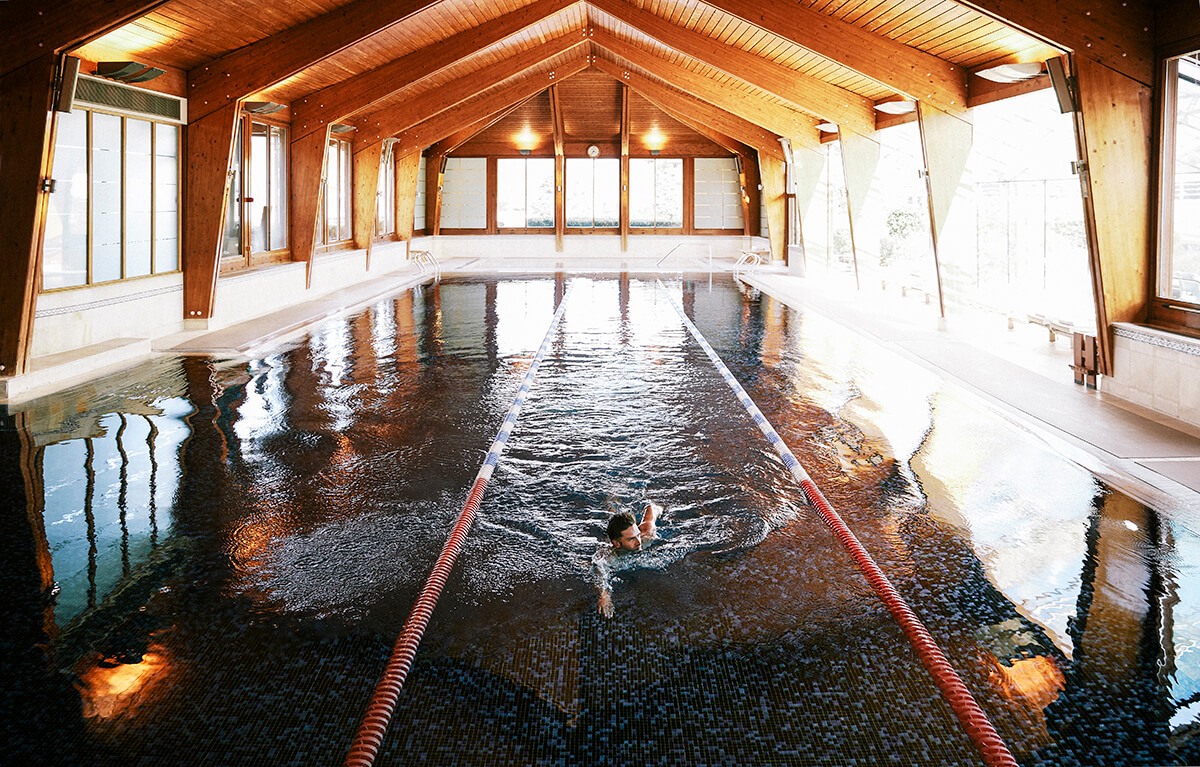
<box><xmin>497</xmin><ymin>157</ymin><xmax>555</xmax><ymax>229</ymax></box>
<box><xmin>43</xmin><ymin>108</ymin><xmax>180</xmax><ymax>290</ymax></box>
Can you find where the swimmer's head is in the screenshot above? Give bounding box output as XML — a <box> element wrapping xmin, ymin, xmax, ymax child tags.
<box><xmin>607</xmin><ymin>511</ymin><xmax>641</xmax><ymax>551</ymax></box>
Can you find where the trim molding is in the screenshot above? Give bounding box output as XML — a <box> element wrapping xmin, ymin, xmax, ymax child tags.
<box><xmin>36</xmin><ymin>284</ymin><xmax>183</xmax><ymax>319</ymax></box>
<box><xmin>1113</xmin><ymin>324</ymin><xmax>1200</xmax><ymax>358</ymax></box>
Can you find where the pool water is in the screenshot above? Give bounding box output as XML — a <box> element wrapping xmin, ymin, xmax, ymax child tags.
<box><xmin>4</xmin><ymin>274</ymin><xmax>1199</xmax><ymax>766</ymax></box>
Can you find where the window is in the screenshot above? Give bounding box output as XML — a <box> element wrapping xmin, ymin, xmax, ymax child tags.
<box><xmin>693</xmin><ymin>158</ymin><xmax>743</xmax><ymax>230</ymax></box>
<box><xmin>566</xmin><ymin>158</ymin><xmax>619</xmax><ymax>228</ymax></box>
<box><xmin>223</xmin><ymin>117</ymin><xmax>288</xmax><ymax>266</ymax></box>
<box><xmin>43</xmin><ymin>108</ymin><xmax>181</xmax><ymax>289</ymax></box>
<box><xmin>377</xmin><ymin>145</ymin><xmax>396</xmax><ymax>237</ymax></box>
<box><xmin>629</xmin><ymin>158</ymin><xmax>682</xmax><ymax>228</ymax></box>
<box><xmin>441</xmin><ymin>158</ymin><xmax>486</xmax><ymax>229</ymax></box>
<box><xmin>415</xmin><ymin>155</ymin><xmax>427</xmax><ymax>231</ymax></box>
<box><xmin>1160</xmin><ymin>50</ymin><xmax>1200</xmax><ymax>306</ymax></box>
<box><xmin>321</xmin><ymin>137</ymin><xmax>353</xmax><ymax>244</ymax></box>
<box><xmin>497</xmin><ymin>157</ymin><xmax>555</xmax><ymax>229</ymax></box>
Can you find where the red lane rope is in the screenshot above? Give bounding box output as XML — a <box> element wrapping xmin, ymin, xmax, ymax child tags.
<box><xmin>657</xmin><ymin>280</ymin><xmax>1017</xmax><ymax>767</ymax></box>
<box><xmin>344</xmin><ymin>288</ymin><xmax>572</xmax><ymax>767</ymax></box>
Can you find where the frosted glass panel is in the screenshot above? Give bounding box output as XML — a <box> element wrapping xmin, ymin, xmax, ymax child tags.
<box><xmin>154</xmin><ymin>123</ymin><xmax>179</xmax><ymax>272</ymax></box>
<box><xmin>125</xmin><ymin>119</ymin><xmax>153</xmax><ymax>277</ymax></box>
<box><xmin>92</xmin><ymin>112</ymin><xmax>123</xmax><ymax>282</ymax></box>
<box><xmin>44</xmin><ymin>109</ymin><xmax>89</xmax><ymax>289</ymax></box>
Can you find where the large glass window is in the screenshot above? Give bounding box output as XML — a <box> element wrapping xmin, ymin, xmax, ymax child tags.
<box><xmin>693</xmin><ymin>157</ymin><xmax>743</xmax><ymax>230</ymax></box>
<box><xmin>566</xmin><ymin>158</ymin><xmax>619</xmax><ymax>227</ymax></box>
<box><xmin>322</xmin><ymin>137</ymin><xmax>353</xmax><ymax>244</ymax></box>
<box><xmin>43</xmin><ymin>108</ymin><xmax>181</xmax><ymax>290</ymax></box>
<box><xmin>245</xmin><ymin>123</ymin><xmax>288</xmax><ymax>254</ymax></box>
<box><xmin>629</xmin><ymin>158</ymin><xmax>683</xmax><ymax>228</ymax></box>
<box><xmin>1160</xmin><ymin>50</ymin><xmax>1200</xmax><ymax>305</ymax></box>
<box><xmin>377</xmin><ymin>145</ymin><xmax>396</xmax><ymax>237</ymax></box>
<box><xmin>498</xmin><ymin>157</ymin><xmax>554</xmax><ymax>229</ymax></box>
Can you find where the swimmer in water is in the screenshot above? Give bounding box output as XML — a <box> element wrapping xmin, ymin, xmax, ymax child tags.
<box><xmin>594</xmin><ymin>502</ymin><xmax>662</xmax><ymax>618</ymax></box>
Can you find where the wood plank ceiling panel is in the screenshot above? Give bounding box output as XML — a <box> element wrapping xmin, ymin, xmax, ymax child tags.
<box><xmin>257</xmin><ymin>0</ymin><xmax>549</xmax><ymax>103</ymax></box>
<box><xmin>556</xmin><ymin>70</ymin><xmax>624</xmax><ymax>138</ymax></box>
<box><xmin>456</xmin><ymin>91</ymin><xmax>554</xmax><ymax>153</ymax></box>
<box><xmin>77</xmin><ymin>0</ymin><xmax>358</xmax><ymax>71</ymax></box>
<box><xmin>627</xmin><ymin>90</ymin><xmax>726</xmax><ymax>155</ymax></box>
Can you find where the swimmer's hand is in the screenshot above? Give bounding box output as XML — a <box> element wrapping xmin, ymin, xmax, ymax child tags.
<box><xmin>598</xmin><ymin>591</ymin><xmax>614</xmax><ymax>618</ymax></box>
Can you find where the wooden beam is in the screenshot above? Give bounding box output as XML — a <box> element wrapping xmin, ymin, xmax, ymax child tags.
<box><xmin>187</xmin><ymin>0</ymin><xmax>447</xmax><ymax>123</ymax></box>
<box><xmin>353</xmin><ymin>141</ymin><xmax>384</xmax><ymax>267</ymax></box>
<box><xmin>395</xmin><ymin>149</ymin><xmax>421</xmax><ymax>242</ymax></box>
<box><xmin>427</xmin><ymin>99</ymin><xmax>533</xmax><ymax>157</ymax></box>
<box><xmin>760</xmin><ymin>152</ymin><xmax>787</xmax><ymax>263</ymax></box>
<box><xmin>1074</xmin><ymin>54</ymin><xmax>1152</xmax><ymax>373</ymax></box>
<box><xmin>592</xmin><ymin>29</ymin><xmax>817</xmax><ymax>140</ymax></box>
<box><xmin>427</xmin><ymin>153</ymin><xmax>445</xmax><ymax>236</ymax></box>
<box><xmin>182</xmin><ymin>103</ymin><xmax>240</xmax><ymax>321</ymax></box>
<box><xmin>289</xmin><ymin>127</ymin><xmax>329</xmax><ymax>287</ymax></box>
<box><xmin>701</xmin><ymin>0</ymin><xmax>968</xmax><ymax>115</ymax></box>
<box><xmin>593</xmin><ymin>58</ymin><xmax>784</xmax><ymax>161</ymax></box>
<box><xmin>549</xmin><ymin>83</ymin><xmax>566</xmax><ymax>250</ymax></box>
<box><xmin>741</xmin><ymin>152</ymin><xmax>761</xmax><ymax>236</ymax></box>
<box><xmin>655</xmin><ymin>103</ymin><xmax>748</xmax><ymax>158</ymax></box>
<box><xmin>591</xmin><ymin>0</ymin><xmax>875</xmax><ymax>134</ymax></box>
<box><xmin>4</xmin><ymin>1</ymin><xmax>170</xmax><ymax>79</ymax></box>
<box><xmin>354</xmin><ymin>35</ymin><xmax>584</xmax><ymax>146</ymax></box>
<box><xmin>620</xmin><ymin>83</ymin><xmax>630</xmax><ymax>251</ymax></box>
<box><xmin>384</xmin><ymin>58</ymin><xmax>589</xmax><ymax>157</ymax></box>
<box><xmin>0</xmin><ymin>56</ymin><xmax>57</xmax><ymax>375</ymax></box>
<box><xmin>953</xmin><ymin>0</ymin><xmax>1153</xmax><ymax>87</ymax></box>
<box><xmin>290</xmin><ymin>0</ymin><xmax>578</xmax><ymax>142</ymax></box>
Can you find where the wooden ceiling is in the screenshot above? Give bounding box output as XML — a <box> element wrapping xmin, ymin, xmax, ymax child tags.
<box><xmin>65</xmin><ymin>0</ymin><xmax>1143</xmax><ymax>155</ymax></box>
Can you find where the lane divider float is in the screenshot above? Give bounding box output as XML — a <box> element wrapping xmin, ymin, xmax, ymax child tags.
<box><xmin>656</xmin><ymin>280</ymin><xmax>1017</xmax><ymax>767</ymax></box>
<box><xmin>344</xmin><ymin>286</ymin><xmax>573</xmax><ymax>767</ymax></box>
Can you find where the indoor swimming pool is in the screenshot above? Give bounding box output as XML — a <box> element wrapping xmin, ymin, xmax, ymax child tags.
<box><xmin>4</xmin><ymin>274</ymin><xmax>1199</xmax><ymax>766</ymax></box>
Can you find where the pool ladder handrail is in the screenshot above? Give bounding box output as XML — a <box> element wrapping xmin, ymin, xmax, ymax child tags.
<box><xmin>734</xmin><ymin>250</ymin><xmax>764</xmax><ymax>278</ymax></box>
<box><xmin>655</xmin><ymin>242</ymin><xmax>713</xmax><ymax>276</ymax></box>
<box><xmin>411</xmin><ymin>250</ymin><xmax>442</xmax><ymax>282</ymax></box>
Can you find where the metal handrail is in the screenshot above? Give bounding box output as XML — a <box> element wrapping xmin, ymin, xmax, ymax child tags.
<box><xmin>411</xmin><ymin>250</ymin><xmax>441</xmax><ymax>282</ymax></box>
<box><xmin>734</xmin><ymin>250</ymin><xmax>763</xmax><ymax>278</ymax></box>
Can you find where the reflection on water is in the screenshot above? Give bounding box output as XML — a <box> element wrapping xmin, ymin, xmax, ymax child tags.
<box><xmin>2</xmin><ymin>275</ymin><xmax>1199</xmax><ymax>765</ymax></box>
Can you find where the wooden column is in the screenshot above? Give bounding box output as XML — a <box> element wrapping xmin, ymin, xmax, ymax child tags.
<box><xmin>917</xmin><ymin>103</ymin><xmax>974</xmax><ymax>321</ymax></box>
<box><xmin>0</xmin><ymin>55</ymin><xmax>57</xmax><ymax>375</ymax></box>
<box><xmin>791</xmin><ymin>144</ymin><xmax>828</xmax><ymax>277</ymax></box>
<box><xmin>840</xmin><ymin>130</ymin><xmax>884</xmax><ymax>290</ymax></box>
<box><xmin>741</xmin><ymin>152</ymin><xmax>761</xmax><ymax>237</ymax></box>
<box><xmin>427</xmin><ymin>153</ymin><xmax>445</xmax><ymax>236</ymax></box>
<box><xmin>352</xmin><ymin>141</ymin><xmax>384</xmax><ymax>269</ymax></box>
<box><xmin>289</xmin><ymin>127</ymin><xmax>328</xmax><ymax>289</ymax></box>
<box><xmin>1074</xmin><ymin>54</ymin><xmax>1153</xmax><ymax>375</ymax></box>
<box><xmin>620</xmin><ymin>85</ymin><xmax>630</xmax><ymax>251</ymax></box>
<box><xmin>395</xmin><ymin>150</ymin><xmax>422</xmax><ymax>243</ymax></box>
<box><xmin>682</xmin><ymin>157</ymin><xmax>695</xmax><ymax>235</ymax></box>
<box><xmin>550</xmin><ymin>83</ymin><xmax>566</xmax><ymax>252</ymax></box>
<box><xmin>759</xmin><ymin>151</ymin><xmax>787</xmax><ymax>263</ymax></box>
<box><xmin>182</xmin><ymin>102</ymin><xmax>240</xmax><ymax>323</ymax></box>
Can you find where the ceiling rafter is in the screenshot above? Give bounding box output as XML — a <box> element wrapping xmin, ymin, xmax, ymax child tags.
<box><xmin>5</xmin><ymin>0</ymin><xmax>169</xmax><ymax>79</ymax></box>
<box><xmin>428</xmin><ymin>98</ymin><xmax>538</xmax><ymax>157</ymax></box>
<box><xmin>355</xmin><ymin>34</ymin><xmax>587</xmax><ymax>146</ymax></box>
<box><xmin>385</xmin><ymin>55</ymin><xmax>591</xmax><ymax>157</ymax></box>
<box><xmin>289</xmin><ymin>0</ymin><xmax>580</xmax><ymax>141</ymax></box>
<box><xmin>591</xmin><ymin>27</ymin><xmax>817</xmax><ymax>141</ymax></box>
<box><xmin>187</xmin><ymin>0</ymin><xmax>450</xmax><ymax>122</ymax></box>
<box><xmin>589</xmin><ymin>0</ymin><xmax>876</xmax><ymax>134</ymax></box>
<box><xmin>591</xmin><ymin>55</ymin><xmax>785</xmax><ymax>159</ymax></box>
<box><xmin>699</xmin><ymin>0</ymin><xmax>969</xmax><ymax>114</ymax></box>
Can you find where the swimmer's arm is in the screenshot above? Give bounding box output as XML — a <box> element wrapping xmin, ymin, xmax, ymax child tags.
<box><xmin>592</xmin><ymin>553</ymin><xmax>615</xmax><ymax>618</ymax></box>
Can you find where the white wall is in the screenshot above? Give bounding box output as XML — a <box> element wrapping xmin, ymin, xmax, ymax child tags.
<box><xmin>1105</xmin><ymin>323</ymin><xmax>1200</xmax><ymax>429</ymax></box>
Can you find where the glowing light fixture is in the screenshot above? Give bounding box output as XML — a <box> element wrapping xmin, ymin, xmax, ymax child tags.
<box><xmin>514</xmin><ymin>126</ymin><xmax>538</xmax><ymax>152</ymax></box>
<box><xmin>816</xmin><ymin>122</ymin><xmax>838</xmax><ymax>133</ymax></box>
<box><xmin>95</xmin><ymin>61</ymin><xmax>164</xmax><ymax>82</ymax></box>
<box><xmin>873</xmin><ymin>100</ymin><xmax>916</xmax><ymax>115</ymax></box>
<box><xmin>975</xmin><ymin>61</ymin><xmax>1045</xmax><ymax>83</ymax></box>
<box><xmin>645</xmin><ymin>127</ymin><xmax>665</xmax><ymax>153</ymax></box>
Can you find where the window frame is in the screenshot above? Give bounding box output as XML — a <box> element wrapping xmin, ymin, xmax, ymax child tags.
<box><xmin>1154</xmin><ymin>44</ymin><xmax>1200</xmax><ymax>331</ymax></box>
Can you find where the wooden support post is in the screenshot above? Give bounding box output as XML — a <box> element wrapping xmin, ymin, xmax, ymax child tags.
<box><xmin>182</xmin><ymin>102</ymin><xmax>240</xmax><ymax>323</ymax></box>
<box><xmin>352</xmin><ymin>141</ymin><xmax>384</xmax><ymax>269</ymax></box>
<box><xmin>759</xmin><ymin>151</ymin><xmax>787</xmax><ymax>264</ymax></box>
<box><xmin>0</xmin><ymin>55</ymin><xmax>56</xmax><ymax>376</ymax></box>
<box><xmin>395</xmin><ymin>150</ymin><xmax>422</xmax><ymax>243</ymax></box>
<box><xmin>549</xmin><ymin>83</ymin><xmax>566</xmax><ymax>252</ymax></box>
<box><xmin>741</xmin><ymin>153</ymin><xmax>761</xmax><ymax>237</ymax></box>
<box><xmin>917</xmin><ymin>103</ymin><xmax>974</xmax><ymax>322</ymax></box>
<box><xmin>289</xmin><ymin>127</ymin><xmax>328</xmax><ymax>290</ymax></box>
<box><xmin>791</xmin><ymin>144</ymin><xmax>829</xmax><ymax>277</ymax></box>
<box><xmin>620</xmin><ymin>85</ymin><xmax>630</xmax><ymax>252</ymax></box>
<box><xmin>1074</xmin><ymin>54</ymin><xmax>1152</xmax><ymax>375</ymax></box>
<box><xmin>840</xmin><ymin>130</ymin><xmax>884</xmax><ymax>290</ymax></box>
<box><xmin>427</xmin><ymin>153</ymin><xmax>445</xmax><ymax>236</ymax></box>
<box><xmin>683</xmin><ymin>157</ymin><xmax>695</xmax><ymax>235</ymax></box>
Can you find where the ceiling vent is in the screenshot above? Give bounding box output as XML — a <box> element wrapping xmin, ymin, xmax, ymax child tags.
<box><xmin>73</xmin><ymin>74</ymin><xmax>186</xmax><ymax>124</ymax></box>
